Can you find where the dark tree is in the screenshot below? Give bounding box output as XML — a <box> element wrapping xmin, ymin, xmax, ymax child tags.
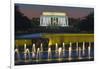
<box><xmin>77</xmin><ymin>13</ymin><xmax>94</xmax><ymax>33</ymax></box>
<box><xmin>15</xmin><ymin>5</ymin><xmax>32</xmax><ymax>33</ymax></box>
<box><xmin>31</xmin><ymin>18</ymin><xmax>40</xmax><ymax>27</ymax></box>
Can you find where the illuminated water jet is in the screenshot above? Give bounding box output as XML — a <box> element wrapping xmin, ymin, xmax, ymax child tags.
<box><xmin>36</xmin><ymin>48</ymin><xmax>40</xmax><ymax>62</ymax></box>
<box><xmin>58</xmin><ymin>47</ymin><xmax>62</xmax><ymax>61</ymax></box>
<box><xmin>15</xmin><ymin>48</ymin><xmax>20</xmax><ymax>61</ymax></box>
<box><xmin>62</xmin><ymin>42</ymin><xmax>65</xmax><ymax>57</ymax></box>
<box><xmin>24</xmin><ymin>48</ymin><xmax>31</xmax><ymax>62</ymax></box>
<box><xmin>68</xmin><ymin>42</ymin><xmax>72</xmax><ymax>61</ymax></box>
<box><xmin>82</xmin><ymin>42</ymin><xmax>85</xmax><ymax>56</ymax></box>
<box><xmin>32</xmin><ymin>43</ymin><xmax>36</xmax><ymax>59</ymax></box>
<box><xmin>55</xmin><ymin>43</ymin><xmax>58</xmax><ymax>57</ymax></box>
<box><xmin>76</xmin><ymin>42</ymin><xmax>78</xmax><ymax>56</ymax></box>
<box><xmin>88</xmin><ymin>42</ymin><xmax>91</xmax><ymax>59</ymax></box>
<box><xmin>40</xmin><ymin>43</ymin><xmax>43</xmax><ymax>57</ymax></box>
<box><xmin>48</xmin><ymin>47</ymin><xmax>52</xmax><ymax>61</ymax></box>
<box><xmin>78</xmin><ymin>47</ymin><xmax>82</xmax><ymax>59</ymax></box>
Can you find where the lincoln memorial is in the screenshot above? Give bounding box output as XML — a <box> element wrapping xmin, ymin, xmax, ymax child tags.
<box><xmin>40</xmin><ymin>12</ymin><xmax>69</xmax><ymax>27</ymax></box>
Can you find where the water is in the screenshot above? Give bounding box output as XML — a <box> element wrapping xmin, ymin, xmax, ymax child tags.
<box><xmin>55</xmin><ymin>43</ymin><xmax>58</xmax><ymax>57</ymax></box>
<box><xmin>78</xmin><ymin>47</ymin><xmax>82</xmax><ymax>59</ymax></box>
<box><xmin>15</xmin><ymin>48</ymin><xmax>20</xmax><ymax>61</ymax></box>
<box><xmin>36</xmin><ymin>48</ymin><xmax>40</xmax><ymax>62</ymax></box>
<box><xmin>24</xmin><ymin>43</ymin><xmax>26</xmax><ymax>51</ymax></box>
<box><xmin>63</xmin><ymin>42</ymin><xmax>65</xmax><ymax>57</ymax></box>
<box><xmin>24</xmin><ymin>43</ymin><xmax>26</xmax><ymax>61</ymax></box>
<box><xmin>32</xmin><ymin>44</ymin><xmax>36</xmax><ymax>53</ymax></box>
<box><xmin>24</xmin><ymin>48</ymin><xmax>30</xmax><ymax>62</ymax></box>
<box><xmin>32</xmin><ymin>44</ymin><xmax>36</xmax><ymax>59</ymax></box>
<box><xmin>15</xmin><ymin>42</ymin><xmax>94</xmax><ymax>65</ymax></box>
<box><xmin>48</xmin><ymin>47</ymin><xmax>52</xmax><ymax>61</ymax></box>
<box><xmin>82</xmin><ymin>42</ymin><xmax>85</xmax><ymax>56</ymax></box>
<box><xmin>58</xmin><ymin>47</ymin><xmax>62</xmax><ymax>61</ymax></box>
<box><xmin>76</xmin><ymin>42</ymin><xmax>78</xmax><ymax>56</ymax></box>
<box><xmin>40</xmin><ymin>43</ymin><xmax>43</xmax><ymax>57</ymax></box>
<box><xmin>88</xmin><ymin>42</ymin><xmax>91</xmax><ymax>59</ymax></box>
<box><xmin>68</xmin><ymin>42</ymin><xmax>72</xmax><ymax>61</ymax></box>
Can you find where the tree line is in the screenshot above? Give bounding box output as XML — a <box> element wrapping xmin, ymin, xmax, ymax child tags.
<box><xmin>15</xmin><ymin>5</ymin><xmax>94</xmax><ymax>34</ymax></box>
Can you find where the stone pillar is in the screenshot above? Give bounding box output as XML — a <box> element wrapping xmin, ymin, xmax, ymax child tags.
<box><xmin>45</xmin><ymin>17</ymin><xmax>48</xmax><ymax>26</ymax></box>
<box><xmin>60</xmin><ymin>17</ymin><xmax>63</xmax><ymax>26</ymax></box>
<box><xmin>48</xmin><ymin>17</ymin><xmax>51</xmax><ymax>26</ymax></box>
<box><xmin>57</xmin><ymin>17</ymin><xmax>59</xmax><ymax>25</ymax></box>
<box><xmin>62</xmin><ymin>17</ymin><xmax>66</xmax><ymax>26</ymax></box>
<box><xmin>62</xmin><ymin>17</ymin><xmax>64</xmax><ymax>26</ymax></box>
<box><xmin>42</xmin><ymin>16</ymin><xmax>44</xmax><ymax>26</ymax></box>
<box><xmin>45</xmin><ymin>17</ymin><xmax>47</xmax><ymax>26</ymax></box>
<box><xmin>43</xmin><ymin>16</ymin><xmax>46</xmax><ymax>26</ymax></box>
<box><xmin>66</xmin><ymin>16</ymin><xmax>69</xmax><ymax>27</ymax></box>
<box><xmin>58</xmin><ymin>17</ymin><xmax>60</xmax><ymax>26</ymax></box>
<box><xmin>60</xmin><ymin>17</ymin><xmax>62</xmax><ymax>26</ymax></box>
<box><xmin>47</xmin><ymin>17</ymin><xmax>49</xmax><ymax>26</ymax></box>
<box><xmin>41</xmin><ymin>16</ymin><xmax>43</xmax><ymax>26</ymax></box>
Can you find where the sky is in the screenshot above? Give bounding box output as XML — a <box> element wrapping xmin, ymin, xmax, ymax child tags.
<box><xmin>15</xmin><ymin>3</ymin><xmax>94</xmax><ymax>19</ymax></box>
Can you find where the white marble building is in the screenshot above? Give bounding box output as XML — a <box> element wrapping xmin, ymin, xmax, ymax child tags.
<box><xmin>40</xmin><ymin>12</ymin><xmax>69</xmax><ymax>27</ymax></box>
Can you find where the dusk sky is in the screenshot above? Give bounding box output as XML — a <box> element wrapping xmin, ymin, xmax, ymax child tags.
<box><xmin>15</xmin><ymin>3</ymin><xmax>94</xmax><ymax>19</ymax></box>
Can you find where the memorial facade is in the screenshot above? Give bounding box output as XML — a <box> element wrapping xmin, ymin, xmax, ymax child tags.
<box><xmin>40</xmin><ymin>12</ymin><xmax>69</xmax><ymax>27</ymax></box>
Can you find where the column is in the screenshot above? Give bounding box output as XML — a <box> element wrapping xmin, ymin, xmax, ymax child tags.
<box><xmin>42</xmin><ymin>16</ymin><xmax>44</xmax><ymax>26</ymax></box>
<box><xmin>59</xmin><ymin>17</ymin><xmax>61</xmax><ymax>26</ymax></box>
<box><xmin>48</xmin><ymin>17</ymin><xmax>51</xmax><ymax>26</ymax></box>
<box><xmin>57</xmin><ymin>17</ymin><xmax>59</xmax><ymax>26</ymax></box>
<box><xmin>52</xmin><ymin>17</ymin><xmax>54</xmax><ymax>26</ymax></box>
<box><xmin>64</xmin><ymin>17</ymin><xmax>66</xmax><ymax>26</ymax></box>
<box><xmin>60</xmin><ymin>17</ymin><xmax>63</xmax><ymax>26</ymax></box>
<box><xmin>45</xmin><ymin>16</ymin><xmax>48</xmax><ymax>26</ymax></box>
<box><xmin>45</xmin><ymin>17</ymin><xmax>47</xmax><ymax>26</ymax></box>
<box><xmin>46</xmin><ymin>17</ymin><xmax>49</xmax><ymax>26</ymax></box>
<box><xmin>62</xmin><ymin>17</ymin><xmax>67</xmax><ymax>27</ymax></box>
<box><xmin>62</xmin><ymin>17</ymin><xmax>64</xmax><ymax>26</ymax></box>
<box><xmin>56</xmin><ymin>17</ymin><xmax>58</xmax><ymax>25</ymax></box>
<box><xmin>43</xmin><ymin>16</ymin><xmax>46</xmax><ymax>26</ymax></box>
<box><xmin>66</xmin><ymin>16</ymin><xmax>69</xmax><ymax>27</ymax></box>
